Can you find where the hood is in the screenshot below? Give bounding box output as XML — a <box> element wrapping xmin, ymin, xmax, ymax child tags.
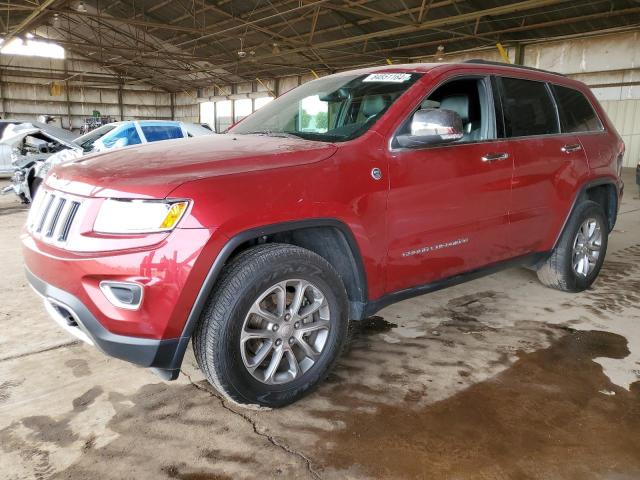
<box><xmin>46</xmin><ymin>134</ymin><xmax>338</xmax><ymax>198</ymax></box>
<box><xmin>1</xmin><ymin>122</ymin><xmax>79</xmax><ymax>150</ymax></box>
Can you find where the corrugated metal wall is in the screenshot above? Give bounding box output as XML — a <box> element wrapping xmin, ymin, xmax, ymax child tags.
<box><xmin>0</xmin><ymin>53</ymin><xmax>174</xmax><ymax>131</ymax></box>
<box><xmin>600</xmin><ymin>100</ymin><xmax>640</xmax><ymax>168</ymax></box>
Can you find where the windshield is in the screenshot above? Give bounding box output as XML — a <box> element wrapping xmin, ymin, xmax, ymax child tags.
<box><xmin>230</xmin><ymin>72</ymin><xmax>422</xmax><ymax>142</ymax></box>
<box><xmin>74</xmin><ymin>124</ymin><xmax>117</xmax><ymax>152</ymax></box>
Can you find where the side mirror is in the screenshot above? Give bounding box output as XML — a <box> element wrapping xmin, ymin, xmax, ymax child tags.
<box><xmin>396</xmin><ymin>108</ymin><xmax>463</xmax><ymax>148</ymax></box>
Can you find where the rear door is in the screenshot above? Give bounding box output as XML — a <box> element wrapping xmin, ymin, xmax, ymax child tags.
<box><xmin>550</xmin><ymin>84</ymin><xmax>616</xmax><ymax>173</ymax></box>
<box><xmin>385</xmin><ymin>75</ymin><xmax>514</xmax><ymax>293</ymax></box>
<box><xmin>496</xmin><ymin>76</ymin><xmax>589</xmax><ymax>255</ymax></box>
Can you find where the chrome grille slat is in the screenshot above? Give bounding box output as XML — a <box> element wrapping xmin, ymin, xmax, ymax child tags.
<box><xmin>28</xmin><ymin>188</ymin><xmax>82</xmax><ymax>246</ymax></box>
<box><xmin>53</xmin><ymin>199</ymin><xmax>73</xmax><ymax>240</ymax></box>
<box><xmin>46</xmin><ymin>198</ymin><xmax>66</xmax><ymax>237</ymax></box>
<box><xmin>27</xmin><ymin>189</ymin><xmax>47</xmax><ymax>230</ymax></box>
<box><xmin>36</xmin><ymin>194</ymin><xmax>56</xmax><ymax>233</ymax></box>
<box><xmin>58</xmin><ymin>201</ymin><xmax>80</xmax><ymax>242</ymax></box>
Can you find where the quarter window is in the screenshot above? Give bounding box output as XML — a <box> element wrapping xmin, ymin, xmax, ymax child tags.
<box><xmin>499</xmin><ymin>77</ymin><xmax>559</xmax><ymax>137</ymax></box>
<box><xmin>551</xmin><ymin>84</ymin><xmax>603</xmax><ymax>133</ymax></box>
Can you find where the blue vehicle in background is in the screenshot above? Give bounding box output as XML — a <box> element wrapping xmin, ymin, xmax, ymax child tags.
<box><xmin>76</xmin><ymin>120</ymin><xmax>212</xmax><ymax>153</ymax></box>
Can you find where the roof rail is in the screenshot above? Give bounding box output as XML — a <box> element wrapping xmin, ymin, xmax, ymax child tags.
<box><xmin>462</xmin><ymin>59</ymin><xmax>566</xmax><ymax>77</ymax></box>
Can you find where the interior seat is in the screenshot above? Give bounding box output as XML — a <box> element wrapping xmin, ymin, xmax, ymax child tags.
<box><xmin>361</xmin><ymin>95</ymin><xmax>387</xmax><ymax>119</ymax></box>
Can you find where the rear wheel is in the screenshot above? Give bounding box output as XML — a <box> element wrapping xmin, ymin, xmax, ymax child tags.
<box><xmin>536</xmin><ymin>200</ymin><xmax>608</xmax><ymax>292</ymax></box>
<box><xmin>193</xmin><ymin>244</ymin><xmax>349</xmax><ymax>407</ymax></box>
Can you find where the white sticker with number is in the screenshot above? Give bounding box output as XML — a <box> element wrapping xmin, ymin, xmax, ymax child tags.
<box><xmin>363</xmin><ymin>73</ymin><xmax>411</xmax><ymax>83</ymax></box>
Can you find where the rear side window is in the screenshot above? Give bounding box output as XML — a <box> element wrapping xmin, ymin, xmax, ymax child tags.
<box><xmin>551</xmin><ymin>84</ymin><xmax>603</xmax><ymax>133</ymax></box>
<box><xmin>140</xmin><ymin>125</ymin><xmax>184</xmax><ymax>142</ymax></box>
<box><xmin>498</xmin><ymin>77</ymin><xmax>559</xmax><ymax>137</ymax></box>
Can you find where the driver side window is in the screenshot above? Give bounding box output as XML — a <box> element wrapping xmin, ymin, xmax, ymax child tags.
<box><xmin>394</xmin><ymin>76</ymin><xmax>495</xmax><ymax>148</ymax></box>
<box><xmin>103</xmin><ymin>125</ymin><xmax>142</xmax><ymax>149</ymax></box>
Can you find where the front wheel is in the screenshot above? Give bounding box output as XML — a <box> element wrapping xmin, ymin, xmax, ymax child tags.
<box><xmin>193</xmin><ymin>244</ymin><xmax>350</xmax><ymax>407</ymax></box>
<box><xmin>536</xmin><ymin>200</ymin><xmax>608</xmax><ymax>292</ymax></box>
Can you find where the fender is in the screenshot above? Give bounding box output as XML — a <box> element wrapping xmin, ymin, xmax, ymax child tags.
<box><xmin>158</xmin><ymin>218</ymin><xmax>368</xmax><ymax>379</ymax></box>
<box><xmin>551</xmin><ymin>176</ymin><xmax>621</xmax><ymax>253</ymax></box>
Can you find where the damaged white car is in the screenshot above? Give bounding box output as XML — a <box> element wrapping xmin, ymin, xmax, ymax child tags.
<box><xmin>1</xmin><ymin>120</ymin><xmax>213</xmax><ymax>203</ymax></box>
<box><xmin>0</xmin><ymin>122</ymin><xmax>79</xmax><ymax>203</ymax></box>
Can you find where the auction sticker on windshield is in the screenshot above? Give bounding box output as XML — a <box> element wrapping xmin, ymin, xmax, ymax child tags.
<box><xmin>363</xmin><ymin>73</ymin><xmax>412</xmax><ymax>83</ymax></box>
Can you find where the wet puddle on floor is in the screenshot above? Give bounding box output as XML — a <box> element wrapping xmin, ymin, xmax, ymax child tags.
<box><xmin>355</xmin><ymin>315</ymin><xmax>398</xmax><ymax>334</ymax></box>
<box><xmin>309</xmin><ymin>329</ymin><xmax>640</xmax><ymax>479</ymax></box>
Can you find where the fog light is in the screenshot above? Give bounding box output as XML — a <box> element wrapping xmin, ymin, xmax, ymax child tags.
<box><xmin>100</xmin><ymin>281</ymin><xmax>143</xmax><ymax>310</ymax></box>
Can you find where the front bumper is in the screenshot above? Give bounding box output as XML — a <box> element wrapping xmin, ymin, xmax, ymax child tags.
<box><xmin>26</xmin><ymin>267</ymin><xmax>187</xmax><ymax>379</ymax></box>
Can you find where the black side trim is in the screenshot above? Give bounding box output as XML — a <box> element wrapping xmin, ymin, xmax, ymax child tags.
<box><xmin>552</xmin><ymin>178</ymin><xmax>621</xmax><ymax>251</ymax></box>
<box><xmin>363</xmin><ymin>252</ymin><xmax>546</xmax><ymax>318</ymax></box>
<box><xmin>26</xmin><ymin>267</ymin><xmax>180</xmax><ymax>372</ymax></box>
<box><xmin>166</xmin><ymin>218</ymin><xmax>368</xmax><ymax>372</ymax></box>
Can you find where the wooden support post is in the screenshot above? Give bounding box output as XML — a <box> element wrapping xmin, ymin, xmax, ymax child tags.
<box><xmin>65</xmin><ymin>80</ymin><xmax>72</xmax><ymax>129</ymax></box>
<box><xmin>0</xmin><ymin>69</ymin><xmax>5</xmax><ymax>119</ymax></box>
<box><xmin>118</xmin><ymin>83</ymin><xmax>124</xmax><ymax>121</ymax></box>
<box><xmin>514</xmin><ymin>43</ymin><xmax>525</xmax><ymax>65</ymax></box>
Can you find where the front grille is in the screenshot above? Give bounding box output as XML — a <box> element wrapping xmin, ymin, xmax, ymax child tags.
<box><xmin>28</xmin><ymin>189</ymin><xmax>82</xmax><ymax>245</ymax></box>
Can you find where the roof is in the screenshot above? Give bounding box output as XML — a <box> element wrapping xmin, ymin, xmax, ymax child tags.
<box><xmin>2</xmin><ymin>0</ymin><xmax>639</xmax><ymax>92</ymax></box>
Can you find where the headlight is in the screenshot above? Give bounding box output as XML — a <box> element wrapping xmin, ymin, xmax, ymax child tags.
<box><xmin>93</xmin><ymin>199</ymin><xmax>189</xmax><ymax>234</ymax></box>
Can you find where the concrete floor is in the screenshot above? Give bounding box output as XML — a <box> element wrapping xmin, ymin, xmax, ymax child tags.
<box><xmin>1</xmin><ymin>170</ymin><xmax>639</xmax><ymax>480</ymax></box>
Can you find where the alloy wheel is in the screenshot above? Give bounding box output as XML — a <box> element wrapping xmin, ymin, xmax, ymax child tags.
<box><xmin>240</xmin><ymin>279</ymin><xmax>331</xmax><ymax>385</ymax></box>
<box><xmin>572</xmin><ymin>217</ymin><xmax>602</xmax><ymax>277</ymax></box>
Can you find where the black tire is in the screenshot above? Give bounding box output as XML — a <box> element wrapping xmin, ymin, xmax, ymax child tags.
<box><xmin>193</xmin><ymin>243</ymin><xmax>350</xmax><ymax>407</ymax></box>
<box><xmin>536</xmin><ymin>200</ymin><xmax>608</xmax><ymax>292</ymax></box>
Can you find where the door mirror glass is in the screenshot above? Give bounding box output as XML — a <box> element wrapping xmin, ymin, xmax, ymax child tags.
<box><xmin>396</xmin><ymin>108</ymin><xmax>463</xmax><ymax>148</ymax></box>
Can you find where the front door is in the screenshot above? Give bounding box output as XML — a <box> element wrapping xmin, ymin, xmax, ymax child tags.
<box><xmin>385</xmin><ymin>76</ymin><xmax>514</xmax><ymax>294</ymax></box>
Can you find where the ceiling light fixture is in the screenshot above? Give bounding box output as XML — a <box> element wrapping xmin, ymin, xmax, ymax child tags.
<box><xmin>77</xmin><ymin>1</ymin><xmax>87</xmax><ymax>13</ymax></box>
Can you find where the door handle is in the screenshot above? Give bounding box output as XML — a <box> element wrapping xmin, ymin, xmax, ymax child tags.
<box><xmin>481</xmin><ymin>152</ymin><xmax>510</xmax><ymax>162</ymax></box>
<box><xmin>561</xmin><ymin>143</ymin><xmax>582</xmax><ymax>153</ymax></box>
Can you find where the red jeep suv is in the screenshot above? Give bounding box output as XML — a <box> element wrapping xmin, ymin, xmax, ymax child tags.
<box><xmin>22</xmin><ymin>61</ymin><xmax>624</xmax><ymax>407</ymax></box>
